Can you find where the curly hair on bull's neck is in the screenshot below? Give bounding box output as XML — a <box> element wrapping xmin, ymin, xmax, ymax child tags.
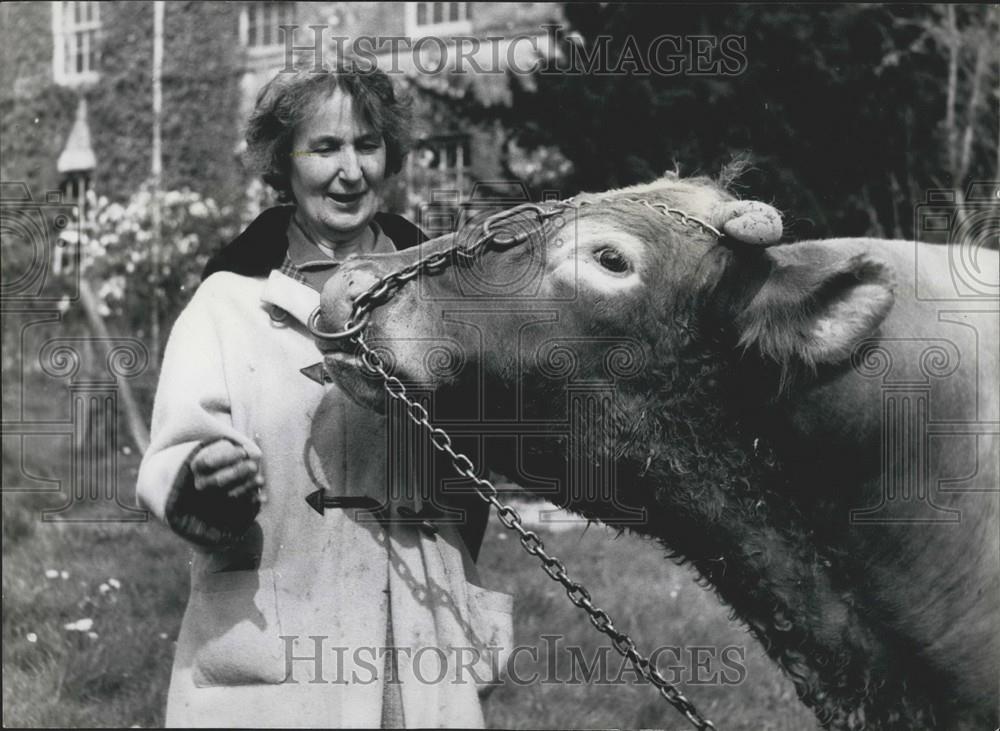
<box><xmin>243</xmin><ymin>62</ymin><xmax>414</xmax><ymax>202</ymax></box>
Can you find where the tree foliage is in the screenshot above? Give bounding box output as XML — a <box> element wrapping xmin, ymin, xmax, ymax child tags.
<box><xmin>506</xmin><ymin>4</ymin><xmax>999</xmax><ymax>241</ymax></box>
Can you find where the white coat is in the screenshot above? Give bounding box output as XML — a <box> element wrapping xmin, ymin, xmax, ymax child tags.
<box><xmin>137</xmin><ymin>264</ymin><xmax>513</xmax><ymax>728</ymax></box>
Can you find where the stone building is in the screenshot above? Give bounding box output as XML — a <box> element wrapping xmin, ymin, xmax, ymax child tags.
<box><xmin>0</xmin><ymin>1</ymin><xmax>563</xmax><ymax>219</ymax></box>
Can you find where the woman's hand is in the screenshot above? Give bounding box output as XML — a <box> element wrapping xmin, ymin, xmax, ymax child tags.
<box><xmin>192</xmin><ymin>440</ymin><xmax>265</xmax><ymax>503</ymax></box>
<box><xmin>167</xmin><ymin>439</ymin><xmax>266</xmax><ymax>545</ymax></box>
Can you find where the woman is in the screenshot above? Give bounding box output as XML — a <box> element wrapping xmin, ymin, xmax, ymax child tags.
<box><xmin>137</xmin><ymin>65</ymin><xmax>511</xmax><ymax>728</ymax></box>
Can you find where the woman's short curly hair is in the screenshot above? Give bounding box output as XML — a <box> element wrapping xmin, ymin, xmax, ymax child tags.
<box><xmin>244</xmin><ymin>63</ymin><xmax>413</xmax><ymax>202</ymax></box>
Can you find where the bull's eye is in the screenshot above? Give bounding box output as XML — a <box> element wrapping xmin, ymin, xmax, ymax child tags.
<box><xmin>596</xmin><ymin>248</ymin><xmax>631</xmax><ymax>274</ymax></box>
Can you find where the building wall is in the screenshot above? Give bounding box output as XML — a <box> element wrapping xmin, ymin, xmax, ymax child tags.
<box><xmin>2</xmin><ymin>2</ymin><xmax>247</xmax><ymax>207</ymax></box>
<box><xmin>0</xmin><ymin>2</ymin><xmax>79</xmax><ymax>198</ymax></box>
<box><xmin>1</xmin><ymin>2</ymin><xmax>563</xmax><ymax>213</ymax></box>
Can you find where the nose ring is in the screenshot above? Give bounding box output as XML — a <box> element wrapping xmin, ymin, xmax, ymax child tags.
<box><xmin>307</xmin><ymin>307</ymin><xmax>370</xmax><ymax>342</ymax></box>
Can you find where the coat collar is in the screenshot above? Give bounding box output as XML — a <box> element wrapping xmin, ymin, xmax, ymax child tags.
<box><xmin>259</xmin><ymin>269</ymin><xmax>319</xmax><ymax>328</ymax></box>
<box><xmin>202</xmin><ymin>206</ymin><xmax>428</xmax><ymax>282</ymax></box>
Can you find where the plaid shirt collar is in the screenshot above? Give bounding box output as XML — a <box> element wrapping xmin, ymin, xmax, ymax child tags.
<box><xmin>279</xmin><ymin>216</ymin><xmax>397</xmax><ymax>293</ymax></box>
<box><xmin>262</xmin><ymin>215</ymin><xmax>399</xmax><ymax>328</ymax></box>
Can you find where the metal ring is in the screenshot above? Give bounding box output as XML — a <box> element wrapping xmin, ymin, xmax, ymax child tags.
<box><xmin>490</xmin><ymin>230</ymin><xmax>530</xmax><ymax>247</ymax></box>
<box><xmin>307</xmin><ymin>307</ymin><xmax>370</xmax><ymax>342</ymax></box>
<box><xmin>481</xmin><ymin>202</ymin><xmax>545</xmax><ymax>240</ymax></box>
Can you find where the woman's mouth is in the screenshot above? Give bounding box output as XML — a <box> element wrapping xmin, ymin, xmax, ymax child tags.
<box><xmin>327</xmin><ymin>191</ymin><xmax>367</xmax><ymax>205</ymax></box>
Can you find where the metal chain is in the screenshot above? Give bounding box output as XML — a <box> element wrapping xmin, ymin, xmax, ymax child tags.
<box><xmin>352</xmin><ymin>334</ymin><xmax>715</xmax><ymax>730</ymax></box>
<box><xmin>312</xmin><ymin>200</ymin><xmax>718</xmax><ymax>730</ymax></box>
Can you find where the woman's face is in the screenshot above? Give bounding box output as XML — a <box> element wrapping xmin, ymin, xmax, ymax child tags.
<box><xmin>289</xmin><ymin>87</ymin><xmax>387</xmax><ymax>244</ymax></box>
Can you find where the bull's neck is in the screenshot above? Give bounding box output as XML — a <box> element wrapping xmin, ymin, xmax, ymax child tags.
<box><xmin>605</xmin><ymin>357</ymin><xmax>939</xmax><ymax>729</ymax></box>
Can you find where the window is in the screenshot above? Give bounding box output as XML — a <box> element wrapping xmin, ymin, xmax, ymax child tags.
<box><xmin>418</xmin><ymin>136</ymin><xmax>472</xmax><ymax>173</ymax></box>
<box><xmin>407</xmin><ymin>2</ymin><xmax>472</xmax><ymax>35</ymax></box>
<box><xmin>414</xmin><ymin>135</ymin><xmax>472</xmax><ymax>202</ymax></box>
<box><xmin>52</xmin><ymin>1</ymin><xmax>101</xmax><ymax>85</ymax></box>
<box><xmin>241</xmin><ymin>2</ymin><xmax>297</xmax><ymax>50</ymax></box>
<box><xmin>59</xmin><ymin>171</ymin><xmax>91</xmax><ymax>205</ymax></box>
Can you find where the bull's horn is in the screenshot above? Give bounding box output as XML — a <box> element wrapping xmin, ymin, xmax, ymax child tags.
<box><xmin>712</xmin><ymin>200</ymin><xmax>783</xmax><ymax>245</ymax></box>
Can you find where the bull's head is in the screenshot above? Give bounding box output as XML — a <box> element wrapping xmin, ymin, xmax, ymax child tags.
<box><xmin>316</xmin><ymin>174</ymin><xmax>894</xmax><ymax>519</ymax></box>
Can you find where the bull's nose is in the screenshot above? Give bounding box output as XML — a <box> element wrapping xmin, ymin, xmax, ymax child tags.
<box><xmin>317</xmin><ymin>260</ymin><xmax>383</xmax><ymax>343</ymax></box>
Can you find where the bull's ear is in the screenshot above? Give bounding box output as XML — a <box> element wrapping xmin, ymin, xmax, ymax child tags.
<box><xmin>712</xmin><ymin>200</ymin><xmax>783</xmax><ymax>245</ymax></box>
<box><xmin>735</xmin><ymin>242</ymin><xmax>896</xmax><ymax>367</ymax></box>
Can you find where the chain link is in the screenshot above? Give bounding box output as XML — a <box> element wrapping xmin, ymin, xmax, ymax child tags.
<box><xmin>314</xmin><ymin>200</ymin><xmax>718</xmax><ymax>730</ymax></box>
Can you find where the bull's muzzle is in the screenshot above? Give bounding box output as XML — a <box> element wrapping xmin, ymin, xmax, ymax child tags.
<box><xmin>312</xmin><ymin>259</ymin><xmax>385</xmax><ymax>352</ymax></box>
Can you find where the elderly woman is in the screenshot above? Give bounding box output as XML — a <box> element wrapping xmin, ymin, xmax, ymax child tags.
<box><xmin>137</xmin><ymin>65</ymin><xmax>511</xmax><ymax>728</ymax></box>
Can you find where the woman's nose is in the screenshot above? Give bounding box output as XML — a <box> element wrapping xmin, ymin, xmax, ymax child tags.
<box><xmin>337</xmin><ymin>147</ymin><xmax>363</xmax><ymax>183</ymax></box>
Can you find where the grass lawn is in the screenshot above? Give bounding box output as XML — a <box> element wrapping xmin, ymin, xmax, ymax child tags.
<box><xmin>3</xmin><ymin>464</ymin><xmax>817</xmax><ymax>730</ymax></box>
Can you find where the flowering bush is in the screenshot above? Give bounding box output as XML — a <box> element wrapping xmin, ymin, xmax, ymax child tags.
<box><xmin>64</xmin><ymin>185</ymin><xmax>241</xmax><ymax>349</ymax></box>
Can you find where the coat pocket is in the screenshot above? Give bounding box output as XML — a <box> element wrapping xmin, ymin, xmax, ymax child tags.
<box><xmin>465</xmin><ymin>584</ymin><xmax>514</xmax><ymax>696</ymax></box>
<box><xmin>188</xmin><ymin>568</ymin><xmax>286</xmax><ymax>687</ymax></box>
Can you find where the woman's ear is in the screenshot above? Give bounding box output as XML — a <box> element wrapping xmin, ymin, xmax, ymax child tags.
<box><xmin>711</xmin><ymin>200</ymin><xmax>783</xmax><ymax>245</ymax></box>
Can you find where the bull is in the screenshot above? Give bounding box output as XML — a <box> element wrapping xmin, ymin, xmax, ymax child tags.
<box><xmin>316</xmin><ymin>174</ymin><xmax>999</xmax><ymax>730</ymax></box>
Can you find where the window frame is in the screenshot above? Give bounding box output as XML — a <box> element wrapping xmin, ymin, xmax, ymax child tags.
<box><xmin>51</xmin><ymin>1</ymin><xmax>101</xmax><ymax>86</ymax></box>
<box><xmin>405</xmin><ymin>2</ymin><xmax>472</xmax><ymax>37</ymax></box>
<box><xmin>417</xmin><ymin>134</ymin><xmax>472</xmax><ymax>181</ymax></box>
<box><xmin>239</xmin><ymin>1</ymin><xmax>297</xmax><ymax>54</ymax></box>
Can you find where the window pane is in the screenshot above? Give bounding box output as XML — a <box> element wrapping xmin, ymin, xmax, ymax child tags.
<box><xmin>417</xmin><ymin>3</ymin><xmax>427</xmax><ymax>25</ymax></box>
<box><xmin>88</xmin><ymin>29</ymin><xmax>98</xmax><ymax>71</ymax></box>
<box><xmin>263</xmin><ymin>6</ymin><xmax>272</xmax><ymax>46</ymax></box>
<box><xmin>465</xmin><ymin>2</ymin><xmax>472</xmax><ymax>21</ymax></box>
<box><xmin>449</xmin><ymin>2</ymin><xmax>459</xmax><ymax>22</ymax></box>
<box><xmin>433</xmin><ymin>2</ymin><xmax>443</xmax><ymax>24</ymax></box>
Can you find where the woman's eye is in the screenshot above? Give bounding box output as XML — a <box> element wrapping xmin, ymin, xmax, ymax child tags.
<box><xmin>596</xmin><ymin>248</ymin><xmax>630</xmax><ymax>273</ymax></box>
